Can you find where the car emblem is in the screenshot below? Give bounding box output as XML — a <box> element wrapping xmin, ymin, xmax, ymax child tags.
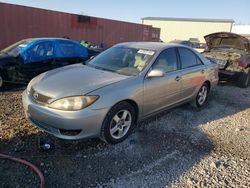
<box><xmin>33</xmin><ymin>92</ymin><xmax>39</xmax><ymax>100</ymax></box>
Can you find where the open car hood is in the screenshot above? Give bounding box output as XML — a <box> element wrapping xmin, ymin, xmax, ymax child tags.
<box><xmin>204</xmin><ymin>32</ymin><xmax>250</xmax><ymax>51</ymax></box>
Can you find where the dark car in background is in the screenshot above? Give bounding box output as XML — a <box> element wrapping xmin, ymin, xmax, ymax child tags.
<box><xmin>0</xmin><ymin>38</ymin><xmax>89</xmax><ymax>89</ymax></box>
<box><xmin>170</xmin><ymin>40</ymin><xmax>200</xmax><ymax>48</ymax></box>
<box><xmin>202</xmin><ymin>32</ymin><xmax>250</xmax><ymax>88</ymax></box>
<box><xmin>189</xmin><ymin>38</ymin><xmax>200</xmax><ymax>48</ymax></box>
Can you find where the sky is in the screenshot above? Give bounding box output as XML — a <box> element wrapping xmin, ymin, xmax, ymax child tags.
<box><xmin>1</xmin><ymin>0</ymin><xmax>250</xmax><ymax>24</ymax></box>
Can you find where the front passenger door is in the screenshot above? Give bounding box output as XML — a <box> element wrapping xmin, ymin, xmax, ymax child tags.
<box><xmin>143</xmin><ymin>48</ymin><xmax>182</xmax><ymax>116</ymax></box>
<box><xmin>18</xmin><ymin>41</ymin><xmax>55</xmax><ymax>81</ymax></box>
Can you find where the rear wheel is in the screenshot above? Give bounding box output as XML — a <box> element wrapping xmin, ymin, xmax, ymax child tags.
<box><xmin>191</xmin><ymin>83</ymin><xmax>209</xmax><ymax>108</ymax></box>
<box><xmin>100</xmin><ymin>101</ymin><xmax>135</xmax><ymax>144</ymax></box>
<box><xmin>237</xmin><ymin>70</ymin><xmax>250</xmax><ymax>88</ymax></box>
<box><xmin>0</xmin><ymin>75</ymin><xmax>3</xmax><ymax>90</ymax></box>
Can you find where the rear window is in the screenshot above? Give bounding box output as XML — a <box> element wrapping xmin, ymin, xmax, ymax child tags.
<box><xmin>58</xmin><ymin>41</ymin><xmax>88</xmax><ymax>58</ymax></box>
<box><xmin>178</xmin><ymin>48</ymin><xmax>202</xmax><ymax>69</ymax></box>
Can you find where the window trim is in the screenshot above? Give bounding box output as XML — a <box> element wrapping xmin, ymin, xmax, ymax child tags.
<box><xmin>150</xmin><ymin>47</ymin><xmax>180</xmax><ymax>73</ymax></box>
<box><xmin>177</xmin><ymin>47</ymin><xmax>204</xmax><ymax>70</ymax></box>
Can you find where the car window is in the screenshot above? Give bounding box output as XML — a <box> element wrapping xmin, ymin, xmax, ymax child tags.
<box><xmin>196</xmin><ymin>57</ymin><xmax>203</xmax><ymax>65</ymax></box>
<box><xmin>25</xmin><ymin>41</ymin><xmax>54</xmax><ymax>63</ymax></box>
<box><xmin>58</xmin><ymin>41</ymin><xmax>88</xmax><ymax>58</ymax></box>
<box><xmin>152</xmin><ymin>48</ymin><xmax>178</xmax><ymax>73</ymax></box>
<box><xmin>178</xmin><ymin>48</ymin><xmax>202</xmax><ymax>69</ymax></box>
<box><xmin>87</xmin><ymin>47</ymin><xmax>155</xmax><ymax>76</ymax></box>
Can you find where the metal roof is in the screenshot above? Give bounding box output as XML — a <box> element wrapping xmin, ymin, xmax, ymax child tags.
<box><xmin>114</xmin><ymin>42</ymin><xmax>185</xmax><ymax>51</ymax></box>
<box><xmin>142</xmin><ymin>17</ymin><xmax>234</xmax><ymax>23</ymax></box>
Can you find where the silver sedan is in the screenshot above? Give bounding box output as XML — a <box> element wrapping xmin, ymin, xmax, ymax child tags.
<box><xmin>22</xmin><ymin>42</ymin><xmax>218</xmax><ymax>144</ymax></box>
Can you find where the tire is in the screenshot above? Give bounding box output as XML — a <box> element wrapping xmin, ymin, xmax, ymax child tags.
<box><xmin>191</xmin><ymin>83</ymin><xmax>209</xmax><ymax>109</ymax></box>
<box><xmin>100</xmin><ymin>101</ymin><xmax>136</xmax><ymax>144</ymax></box>
<box><xmin>237</xmin><ymin>70</ymin><xmax>250</xmax><ymax>88</ymax></box>
<box><xmin>0</xmin><ymin>75</ymin><xmax>3</xmax><ymax>90</ymax></box>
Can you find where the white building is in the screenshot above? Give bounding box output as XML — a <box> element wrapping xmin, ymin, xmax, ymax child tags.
<box><xmin>232</xmin><ymin>25</ymin><xmax>250</xmax><ymax>39</ymax></box>
<box><xmin>142</xmin><ymin>17</ymin><xmax>234</xmax><ymax>43</ymax></box>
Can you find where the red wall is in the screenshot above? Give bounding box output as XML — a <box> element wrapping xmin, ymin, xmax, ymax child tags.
<box><xmin>0</xmin><ymin>3</ymin><xmax>160</xmax><ymax>50</ymax></box>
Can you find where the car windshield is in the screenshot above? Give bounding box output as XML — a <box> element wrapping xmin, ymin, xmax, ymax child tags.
<box><xmin>87</xmin><ymin>47</ymin><xmax>155</xmax><ymax>76</ymax></box>
<box><xmin>1</xmin><ymin>40</ymin><xmax>33</xmax><ymax>57</ymax></box>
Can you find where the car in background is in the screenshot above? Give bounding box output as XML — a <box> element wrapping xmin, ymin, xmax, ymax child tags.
<box><xmin>202</xmin><ymin>32</ymin><xmax>250</xmax><ymax>88</ymax></box>
<box><xmin>0</xmin><ymin>38</ymin><xmax>89</xmax><ymax>89</ymax></box>
<box><xmin>170</xmin><ymin>40</ymin><xmax>200</xmax><ymax>48</ymax></box>
<box><xmin>170</xmin><ymin>40</ymin><xmax>204</xmax><ymax>52</ymax></box>
<box><xmin>23</xmin><ymin>42</ymin><xmax>218</xmax><ymax>144</ymax></box>
<box><xmin>189</xmin><ymin>38</ymin><xmax>200</xmax><ymax>48</ymax></box>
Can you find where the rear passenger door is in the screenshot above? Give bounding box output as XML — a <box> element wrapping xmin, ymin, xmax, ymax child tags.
<box><xmin>177</xmin><ymin>47</ymin><xmax>206</xmax><ymax>100</ymax></box>
<box><xmin>55</xmin><ymin>40</ymin><xmax>88</xmax><ymax>67</ymax></box>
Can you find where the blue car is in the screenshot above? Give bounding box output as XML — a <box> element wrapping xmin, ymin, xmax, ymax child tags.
<box><xmin>0</xmin><ymin>38</ymin><xmax>89</xmax><ymax>89</ymax></box>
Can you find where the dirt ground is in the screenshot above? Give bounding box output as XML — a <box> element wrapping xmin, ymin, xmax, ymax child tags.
<box><xmin>0</xmin><ymin>83</ymin><xmax>249</xmax><ymax>188</ymax></box>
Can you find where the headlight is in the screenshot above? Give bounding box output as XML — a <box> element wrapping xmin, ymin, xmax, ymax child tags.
<box><xmin>48</xmin><ymin>96</ymin><xmax>99</xmax><ymax>111</ymax></box>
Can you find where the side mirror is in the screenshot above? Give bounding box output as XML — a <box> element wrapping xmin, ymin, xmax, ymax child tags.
<box><xmin>147</xmin><ymin>69</ymin><xmax>165</xmax><ymax>78</ymax></box>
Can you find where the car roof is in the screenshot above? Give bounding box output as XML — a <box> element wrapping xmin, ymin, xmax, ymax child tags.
<box><xmin>21</xmin><ymin>38</ymin><xmax>75</xmax><ymax>42</ymax></box>
<box><xmin>114</xmin><ymin>42</ymin><xmax>184</xmax><ymax>51</ymax></box>
<box><xmin>170</xmin><ymin>40</ymin><xmax>191</xmax><ymax>43</ymax></box>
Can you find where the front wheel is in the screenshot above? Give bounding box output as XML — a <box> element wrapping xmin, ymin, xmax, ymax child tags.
<box><xmin>100</xmin><ymin>101</ymin><xmax>136</xmax><ymax>144</ymax></box>
<box><xmin>191</xmin><ymin>83</ymin><xmax>209</xmax><ymax>108</ymax></box>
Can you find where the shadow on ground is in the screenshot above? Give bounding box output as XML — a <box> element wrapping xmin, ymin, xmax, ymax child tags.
<box><xmin>0</xmin><ymin>83</ymin><xmax>26</xmax><ymax>93</ymax></box>
<box><xmin>0</xmin><ymin>85</ymin><xmax>250</xmax><ymax>187</ymax></box>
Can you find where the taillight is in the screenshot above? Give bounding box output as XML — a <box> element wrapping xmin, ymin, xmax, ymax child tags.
<box><xmin>237</xmin><ymin>58</ymin><xmax>246</xmax><ymax>68</ymax></box>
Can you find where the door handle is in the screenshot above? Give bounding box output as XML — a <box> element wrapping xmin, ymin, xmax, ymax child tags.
<box><xmin>175</xmin><ymin>76</ymin><xmax>181</xmax><ymax>81</ymax></box>
<box><xmin>201</xmin><ymin>69</ymin><xmax>205</xmax><ymax>74</ymax></box>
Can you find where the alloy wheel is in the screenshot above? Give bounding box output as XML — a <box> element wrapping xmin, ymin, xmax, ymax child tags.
<box><xmin>109</xmin><ymin>110</ymin><xmax>132</xmax><ymax>139</ymax></box>
<box><xmin>197</xmin><ymin>85</ymin><xmax>208</xmax><ymax>106</ymax></box>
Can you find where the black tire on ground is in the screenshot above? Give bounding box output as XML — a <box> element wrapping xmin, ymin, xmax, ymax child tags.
<box><xmin>237</xmin><ymin>70</ymin><xmax>250</xmax><ymax>88</ymax></box>
<box><xmin>191</xmin><ymin>82</ymin><xmax>209</xmax><ymax>109</ymax></box>
<box><xmin>100</xmin><ymin>101</ymin><xmax>136</xmax><ymax>144</ymax></box>
<box><xmin>0</xmin><ymin>75</ymin><xmax>3</xmax><ymax>90</ymax></box>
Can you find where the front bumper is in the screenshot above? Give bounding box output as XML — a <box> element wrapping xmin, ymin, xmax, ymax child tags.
<box><xmin>22</xmin><ymin>90</ymin><xmax>109</xmax><ymax>140</ymax></box>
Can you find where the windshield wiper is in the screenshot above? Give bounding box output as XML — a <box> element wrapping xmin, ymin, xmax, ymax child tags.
<box><xmin>87</xmin><ymin>64</ymin><xmax>115</xmax><ymax>72</ymax></box>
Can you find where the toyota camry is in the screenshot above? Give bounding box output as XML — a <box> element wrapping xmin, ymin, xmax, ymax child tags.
<box><xmin>22</xmin><ymin>42</ymin><xmax>218</xmax><ymax>144</ymax></box>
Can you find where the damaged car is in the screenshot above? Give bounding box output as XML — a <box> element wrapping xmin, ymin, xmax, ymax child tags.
<box><xmin>0</xmin><ymin>38</ymin><xmax>89</xmax><ymax>89</ymax></box>
<box><xmin>202</xmin><ymin>32</ymin><xmax>250</xmax><ymax>88</ymax></box>
<box><xmin>23</xmin><ymin>42</ymin><xmax>218</xmax><ymax>144</ymax></box>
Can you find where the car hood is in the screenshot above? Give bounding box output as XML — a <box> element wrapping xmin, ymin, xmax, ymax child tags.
<box><xmin>204</xmin><ymin>32</ymin><xmax>250</xmax><ymax>51</ymax></box>
<box><xmin>0</xmin><ymin>52</ymin><xmax>12</xmax><ymax>60</ymax></box>
<box><xmin>0</xmin><ymin>52</ymin><xmax>16</xmax><ymax>65</ymax></box>
<box><xmin>30</xmin><ymin>64</ymin><xmax>130</xmax><ymax>99</ymax></box>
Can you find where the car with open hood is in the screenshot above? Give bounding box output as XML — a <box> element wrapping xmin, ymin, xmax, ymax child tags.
<box><xmin>0</xmin><ymin>38</ymin><xmax>89</xmax><ymax>89</ymax></box>
<box><xmin>22</xmin><ymin>42</ymin><xmax>218</xmax><ymax>144</ymax></box>
<box><xmin>202</xmin><ymin>32</ymin><xmax>250</xmax><ymax>88</ymax></box>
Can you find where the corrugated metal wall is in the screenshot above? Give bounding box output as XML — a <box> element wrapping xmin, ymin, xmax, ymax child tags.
<box><xmin>0</xmin><ymin>3</ymin><xmax>160</xmax><ymax>50</ymax></box>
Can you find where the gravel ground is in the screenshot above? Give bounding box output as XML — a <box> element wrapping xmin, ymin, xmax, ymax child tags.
<box><xmin>0</xmin><ymin>84</ymin><xmax>249</xmax><ymax>188</ymax></box>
